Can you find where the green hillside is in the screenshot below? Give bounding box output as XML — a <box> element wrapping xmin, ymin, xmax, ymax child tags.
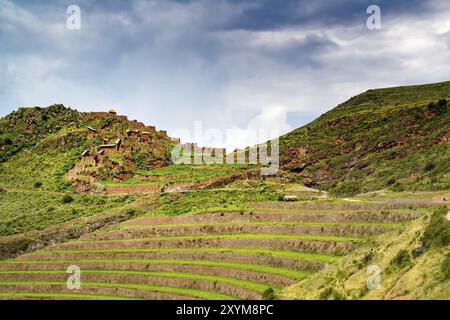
<box><xmin>280</xmin><ymin>81</ymin><xmax>450</xmax><ymax>196</ymax></box>
<box><xmin>0</xmin><ymin>81</ymin><xmax>448</xmax><ymax>300</ymax></box>
<box><xmin>0</xmin><ymin>105</ymin><xmax>174</xmax><ymax>255</ymax></box>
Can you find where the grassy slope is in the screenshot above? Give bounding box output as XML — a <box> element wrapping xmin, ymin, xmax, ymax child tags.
<box><xmin>0</xmin><ymin>105</ymin><xmax>176</xmax><ymax>260</ymax></box>
<box><xmin>0</xmin><ymin>191</ymin><xmax>132</xmax><ymax>236</ymax></box>
<box><xmin>1</xmin><ymin>259</ymin><xmax>311</xmax><ymax>281</ymax></box>
<box><xmin>29</xmin><ymin>247</ymin><xmax>340</xmax><ymax>263</ymax></box>
<box><xmin>99</xmin><ymin>164</ymin><xmax>247</xmax><ymax>186</ymax></box>
<box><xmin>0</xmin><ymin>104</ymin><xmax>177</xmax><ymax>237</ymax></box>
<box><xmin>0</xmin><ymin>281</ymin><xmax>236</xmax><ymax>300</ymax></box>
<box><xmin>280</xmin><ymin>207</ymin><xmax>450</xmax><ymax>300</ymax></box>
<box><xmin>280</xmin><ymin>81</ymin><xmax>450</xmax><ymax>196</ymax></box>
<box><xmin>0</xmin><ymin>113</ymin><xmax>134</xmax><ymax>236</ymax></box>
<box><xmin>0</xmin><ymin>270</ymin><xmax>271</xmax><ymax>293</ymax></box>
<box><xmin>146</xmin><ymin>184</ymin><xmax>282</xmax><ymax>216</ymax></box>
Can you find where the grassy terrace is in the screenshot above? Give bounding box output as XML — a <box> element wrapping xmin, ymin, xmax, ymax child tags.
<box><xmin>244</xmin><ymin>207</ymin><xmax>429</xmax><ymax>213</ymax></box>
<box><xmin>26</xmin><ymin>247</ymin><xmax>341</xmax><ymax>263</ymax></box>
<box><xmin>134</xmin><ymin>206</ymin><xmax>427</xmax><ymax>220</ymax></box>
<box><xmin>0</xmin><ymin>270</ymin><xmax>272</xmax><ymax>294</ymax></box>
<box><xmin>99</xmin><ymin>164</ymin><xmax>249</xmax><ymax>186</ymax></box>
<box><xmin>245</xmin><ymin>203</ymin><xmax>432</xmax><ymax>210</ymax></box>
<box><xmin>0</xmin><ymin>259</ymin><xmax>311</xmax><ymax>281</ymax></box>
<box><xmin>69</xmin><ymin>233</ymin><xmax>364</xmax><ymax>243</ymax></box>
<box><xmin>0</xmin><ymin>281</ymin><xmax>237</xmax><ymax>300</ymax></box>
<box><xmin>0</xmin><ymin>292</ymin><xmax>139</xmax><ymax>300</ymax></box>
<box><xmin>109</xmin><ymin>220</ymin><xmax>404</xmax><ymax>230</ymax></box>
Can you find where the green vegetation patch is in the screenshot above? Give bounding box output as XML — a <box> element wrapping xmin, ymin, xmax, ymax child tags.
<box><xmin>422</xmin><ymin>207</ymin><xmax>450</xmax><ymax>248</ymax></box>
<box><xmin>112</xmin><ymin>220</ymin><xmax>403</xmax><ymax>231</ymax></box>
<box><xmin>0</xmin><ymin>269</ymin><xmax>272</xmax><ymax>294</ymax></box>
<box><xmin>72</xmin><ymin>233</ymin><xmax>364</xmax><ymax>243</ymax></box>
<box><xmin>145</xmin><ymin>188</ymin><xmax>283</xmax><ymax>217</ymax></box>
<box><xmin>1</xmin><ymin>259</ymin><xmax>311</xmax><ymax>281</ymax></box>
<box><xmin>0</xmin><ymin>281</ymin><xmax>237</xmax><ymax>300</ymax></box>
<box><xmin>441</xmin><ymin>254</ymin><xmax>450</xmax><ymax>280</ymax></box>
<box><xmin>0</xmin><ymin>191</ymin><xmax>134</xmax><ymax>236</ymax></box>
<box><xmin>29</xmin><ymin>247</ymin><xmax>341</xmax><ymax>263</ymax></box>
<box><xmin>0</xmin><ymin>292</ymin><xmax>138</xmax><ymax>300</ymax></box>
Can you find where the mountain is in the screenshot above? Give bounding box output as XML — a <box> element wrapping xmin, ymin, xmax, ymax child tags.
<box><xmin>0</xmin><ymin>105</ymin><xmax>174</xmax><ymax>240</ymax></box>
<box><xmin>0</xmin><ymin>83</ymin><xmax>448</xmax><ymax>301</ymax></box>
<box><xmin>279</xmin><ymin>81</ymin><xmax>450</xmax><ymax>196</ymax></box>
<box><xmin>0</xmin><ymin>105</ymin><xmax>174</xmax><ymax>191</ymax></box>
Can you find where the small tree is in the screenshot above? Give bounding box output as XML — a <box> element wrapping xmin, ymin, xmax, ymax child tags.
<box><xmin>62</xmin><ymin>195</ymin><xmax>74</xmax><ymax>204</ymax></box>
<box><xmin>262</xmin><ymin>288</ymin><xmax>275</xmax><ymax>300</ymax></box>
<box><xmin>390</xmin><ymin>249</ymin><xmax>411</xmax><ymax>268</ymax></box>
<box><xmin>424</xmin><ymin>162</ymin><xmax>436</xmax><ymax>172</ymax></box>
<box><xmin>34</xmin><ymin>181</ymin><xmax>43</xmax><ymax>188</ymax></box>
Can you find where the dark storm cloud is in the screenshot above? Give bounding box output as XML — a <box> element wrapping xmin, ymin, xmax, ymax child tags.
<box><xmin>219</xmin><ymin>0</ymin><xmax>431</xmax><ymax>30</ymax></box>
<box><xmin>1</xmin><ymin>0</ymin><xmax>450</xmax><ymax>149</ymax></box>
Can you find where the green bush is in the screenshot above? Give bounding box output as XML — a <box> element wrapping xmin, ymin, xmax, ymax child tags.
<box><xmin>437</xmin><ymin>98</ymin><xmax>447</xmax><ymax>107</ymax></box>
<box><xmin>424</xmin><ymin>162</ymin><xmax>436</xmax><ymax>173</ymax></box>
<box><xmin>33</xmin><ymin>181</ymin><xmax>43</xmax><ymax>188</ymax></box>
<box><xmin>330</xmin><ymin>181</ymin><xmax>362</xmax><ymax>197</ymax></box>
<box><xmin>319</xmin><ymin>287</ymin><xmax>345</xmax><ymax>300</ymax></box>
<box><xmin>132</xmin><ymin>152</ymin><xmax>147</xmax><ymax>169</ymax></box>
<box><xmin>386</xmin><ymin>178</ymin><xmax>396</xmax><ymax>186</ymax></box>
<box><xmin>3</xmin><ymin>137</ymin><xmax>13</xmax><ymax>145</ymax></box>
<box><xmin>390</xmin><ymin>249</ymin><xmax>411</xmax><ymax>268</ymax></box>
<box><xmin>262</xmin><ymin>288</ymin><xmax>275</xmax><ymax>300</ymax></box>
<box><xmin>441</xmin><ymin>255</ymin><xmax>450</xmax><ymax>280</ymax></box>
<box><xmin>11</xmin><ymin>238</ymin><xmax>33</xmax><ymax>253</ymax></box>
<box><xmin>422</xmin><ymin>207</ymin><xmax>450</xmax><ymax>248</ymax></box>
<box><xmin>61</xmin><ymin>195</ymin><xmax>74</xmax><ymax>204</ymax></box>
<box><xmin>126</xmin><ymin>209</ymin><xmax>136</xmax><ymax>215</ymax></box>
<box><xmin>362</xmin><ymin>250</ymin><xmax>374</xmax><ymax>265</ymax></box>
<box><xmin>389</xmin><ymin>182</ymin><xmax>405</xmax><ymax>192</ymax></box>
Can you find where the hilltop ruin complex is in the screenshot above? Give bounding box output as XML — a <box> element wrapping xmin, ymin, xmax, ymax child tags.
<box><xmin>67</xmin><ymin>110</ymin><xmax>179</xmax><ymax>191</ymax></box>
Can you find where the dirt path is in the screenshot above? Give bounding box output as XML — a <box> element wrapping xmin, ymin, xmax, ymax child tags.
<box><xmin>103</xmin><ymin>184</ymin><xmax>161</xmax><ymax>195</ymax></box>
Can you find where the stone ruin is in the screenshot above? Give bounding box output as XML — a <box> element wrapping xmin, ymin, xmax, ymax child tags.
<box><xmin>66</xmin><ymin>109</ymin><xmax>182</xmax><ymax>189</ymax></box>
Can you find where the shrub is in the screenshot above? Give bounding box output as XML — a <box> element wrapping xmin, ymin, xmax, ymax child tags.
<box><xmin>132</xmin><ymin>152</ymin><xmax>147</xmax><ymax>169</ymax></box>
<box><xmin>424</xmin><ymin>162</ymin><xmax>436</xmax><ymax>172</ymax></box>
<box><xmin>389</xmin><ymin>182</ymin><xmax>405</xmax><ymax>192</ymax></box>
<box><xmin>34</xmin><ymin>181</ymin><xmax>43</xmax><ymax>188</ymax></box>
<box><xmin>62</xmin><ymin>195</ymin><xmax>74</xmax><ymax>204</ymax></box>
<box><xmin>330</xmin><ymin>181</ymin><xmax>362</xmax><ymax>197</ymax></box>
<box><xmin>390</xmin><ymin>249</ymin><xmax>411</xmax><ymax>268</ymax></box>
<box><xmin>422</xmin><ymin>207</ymin><xmax>450</xmax><ymax>248</ymax></box>
<box><xmin>319</xmin><ymin>287</ymin><xmax>345</xmax><ymax>300</ymax></box>
<box><xmin>262</xmin><ymin>288</ymin><xmax>275</xmax><ymax>300</ymax></box>
<box><xmin>3</xmin><ymin>137</ymin><xmax>13</xmax><ymax>145</ymax></box>
<box><xmin>441</xmin><ymin>255</ymin><xmax>450</xmax><ymax>280</ymax></box>
<box><xmin>0</xmin><ymin>186</ymin><xmax>5</xmax><ymax>193</ymax></box>
<box><xmin>437</xmin><ymin>99</ymin><xmax>448</xmax><ymax>108</ymax></box>
<box><xmin>362</xmin><ymin>250</ymin><xmax>374</xmax><ymax>265</ymax></box>
<box><xmin>126</xmin><ymin>209</ymin><xmax>136</xmax><ymax>215</ymax></box>
<box><xmin>11</xmin><ymin>238</ymin><xmax>33</xmax><ymax>253</ymax></box>
<box><xmin>386</xmin><ymin>178</ymin><xmax>396</xmax><ymax>186</ymax></box>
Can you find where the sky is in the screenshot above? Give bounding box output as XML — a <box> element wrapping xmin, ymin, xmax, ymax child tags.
<box><xmin>1</xmin><ymin>0</ymin><xmax>450</xmax><ymax>150</ymax></box>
